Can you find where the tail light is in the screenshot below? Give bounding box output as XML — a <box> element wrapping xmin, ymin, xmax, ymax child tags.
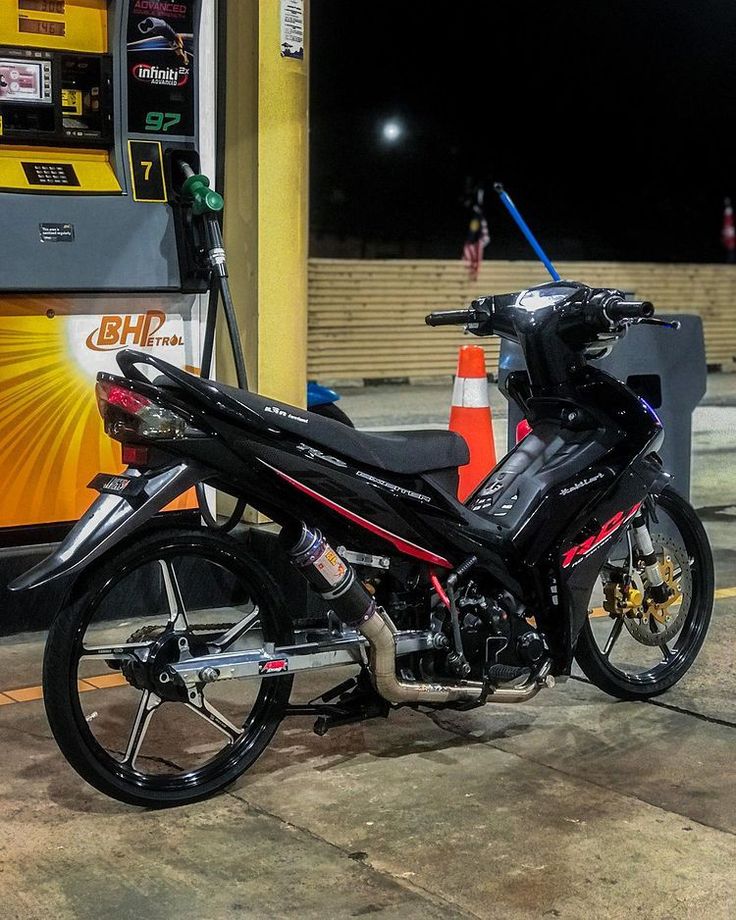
<box><xmin>96</xmin><ymin>379</ymin><xmax>190</xmax><ymax>442</ymax></box>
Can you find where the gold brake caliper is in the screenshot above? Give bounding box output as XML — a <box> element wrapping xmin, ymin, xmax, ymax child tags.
<box><xmin>603</xmin><ymin>580</ymin><xmax>644</xmax><ymax>618</ymax></box>
<box><xmin>646</xmin><ymin>555</ymin><xmax>682</xmax><ymax>625</ymax></box>
<box><xmin>603</xmin><ymin>581</ymin><xmax>644</xmax><ymax>617</ymax></box>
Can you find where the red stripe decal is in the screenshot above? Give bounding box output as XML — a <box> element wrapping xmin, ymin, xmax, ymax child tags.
<box><xmin>263</xmin><ymin>461</ymin><xmax>452</xmax><ymax>568</ymax></box>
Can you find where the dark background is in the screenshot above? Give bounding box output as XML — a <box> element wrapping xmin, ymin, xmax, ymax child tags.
<box><xmin>310</xmin><ymin>1</ymin><xmax>736</xmax><ymax>262</ymax></box>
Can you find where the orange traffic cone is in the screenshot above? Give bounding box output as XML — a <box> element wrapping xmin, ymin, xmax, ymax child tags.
<box><xmin>449</xmin><ymin>345</ymin><xmax>497</xmax><ymax>502</ymax></box>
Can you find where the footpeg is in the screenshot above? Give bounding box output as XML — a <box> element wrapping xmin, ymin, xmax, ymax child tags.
<box><xmin>486</xmin><ymin>664</ymin><xmax>531</xmax><ymax>685</ymax></box>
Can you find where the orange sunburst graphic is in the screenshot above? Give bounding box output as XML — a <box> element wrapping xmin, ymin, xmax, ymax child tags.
<box><xmin>0</xmin><ymin>315</ymin><xmax>193</xmax><ymax>528</ymax></box>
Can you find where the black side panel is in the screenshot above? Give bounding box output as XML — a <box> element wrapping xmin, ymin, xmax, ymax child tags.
<box><xmin>465</xmin><ymin>421</ymin><xmax>611</xmax><ymax>555</ymax></box>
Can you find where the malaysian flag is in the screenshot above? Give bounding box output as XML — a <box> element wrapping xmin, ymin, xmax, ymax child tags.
<box><xmin>722</xmin><ymin>197</ymin><xmax>735</xmax><ymax>262</ymax></box>
<box><xmin>463</xmin><ymin>191</ymin><xmax>490</xmax><ymax>280</ymax></box>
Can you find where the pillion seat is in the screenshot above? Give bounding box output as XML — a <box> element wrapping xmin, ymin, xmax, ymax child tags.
<box><xmin>210</xmin><ymin>379</ymin><xmax>470</xmax><ymax>476</ymax></box>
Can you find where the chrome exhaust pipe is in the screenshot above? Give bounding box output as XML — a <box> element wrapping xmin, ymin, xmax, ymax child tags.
<box><xmin>361</xmin><ymin>607</ymin><xmax>554</xmax><ymax>705</ymax></box>
<box><xmin>360</xmin><ymin>607</ymin><xmax>485</xmax><ymax>704</ymax></box>
<box><xmin>286</xmin><ymin>524</ymin><xmax>554</xmax><ymax>706</ymax></box>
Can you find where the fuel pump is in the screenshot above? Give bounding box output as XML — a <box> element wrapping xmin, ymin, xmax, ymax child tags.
<box><xmin>0</xmin><ymin>0</ymin><xmax>218</xmax><ymax>540</ymax></box>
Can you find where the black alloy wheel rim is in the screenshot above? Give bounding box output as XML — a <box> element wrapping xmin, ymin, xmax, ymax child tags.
<box><xmin>585</xmin><ymin>499</ymin><xmax>707</xmax><ymax>686</ymax></box>
<box><xmin>67</xmin><ymin>541</ymin><xmax>285</xmax><ymax>794</ymax></box>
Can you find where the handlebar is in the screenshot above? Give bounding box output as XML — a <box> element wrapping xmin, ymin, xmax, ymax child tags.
<box><xmin>605</xmin><ymin>299</ymin><xmax>654</xmax><ymax>322</ymax></box>
<box><xmin>425</xmin><ymin>288</ymin><xmax>664</xmax><ymax>343</ymax></box>
<box><xmin>425</xmin><ymin>309</ymin><xmax>477</xmax><ymax>327</ymax></box>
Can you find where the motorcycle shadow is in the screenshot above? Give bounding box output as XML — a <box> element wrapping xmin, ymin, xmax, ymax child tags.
<box><xmin>255</xmin><ymin>705</ymin><xmax>539</xmax><ymax>777</ymax></box>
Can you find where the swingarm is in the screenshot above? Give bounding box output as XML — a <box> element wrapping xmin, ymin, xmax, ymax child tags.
<box><xmin>157</xmin><ymin>628</ymin><xmax>436</xmax><ymax>691</ymax></box>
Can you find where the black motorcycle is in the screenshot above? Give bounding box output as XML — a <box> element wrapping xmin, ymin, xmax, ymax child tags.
<box><xmin>11</xmin><ymin>280</ymin><xmax>713</xmax><ymax>807</ymax></box>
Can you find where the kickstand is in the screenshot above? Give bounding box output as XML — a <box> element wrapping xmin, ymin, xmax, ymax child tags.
<box><xmin>298</xmin><ymin>671</ymin><xmax>390</xmax><ymax>736</ymax></box>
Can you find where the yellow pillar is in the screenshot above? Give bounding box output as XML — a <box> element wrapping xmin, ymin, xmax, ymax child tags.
<box><xmin>222</xmin><ymin>0</ymin><xmax>308</xmax><ymax>408</ymax></box>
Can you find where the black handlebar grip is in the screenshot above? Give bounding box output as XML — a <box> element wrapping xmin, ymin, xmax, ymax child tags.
<box><xmin>425</xmin><ymin>309</ymin><xmax>476</xmax><ymax>327</ymax></box>
<box><xmin>606</xmin><ymin>300</ymin><xmax>654</xmax><ymax>321</ymax></box>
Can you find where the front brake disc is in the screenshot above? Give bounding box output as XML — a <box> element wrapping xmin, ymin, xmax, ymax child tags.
<box><xmin>624</xmin><ymin>531</ymin><xmax>690</xmax><ymax>646</ymax></box>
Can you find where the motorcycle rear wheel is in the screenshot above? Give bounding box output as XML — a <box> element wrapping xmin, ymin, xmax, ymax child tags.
<box><xmin>43</xmin><ymin>528</ymin><xmax>294</xmax><ymax>808</ymax></box>
<box><xmin>575</xmin><ymin>488</ymin><xmax>713</xmax><ymax>700</ymax></box>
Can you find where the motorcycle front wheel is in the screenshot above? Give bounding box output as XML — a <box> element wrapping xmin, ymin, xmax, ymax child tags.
<box><xmin>575</xmin><ymin>488</ymin><xmax>714</xmax><ymax>700</ymax></box>
<box><xmin>43</xmin><ymin>528</ymin><xmax>294</xmax><ymax>808</ymax></box>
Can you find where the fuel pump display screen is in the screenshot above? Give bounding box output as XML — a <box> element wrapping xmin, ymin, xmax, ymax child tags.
<box><xmin>18</xmin><ymin>0</ymin><xmax>67</xmax><ymax>12</ymax></box>
<box><xmin>0</xmin><ymin>46</ymin><xmax>112</xmax><ymax>146</ymax></box>
<box><xmin>0</xmin><ymin>59</ymin><xmax>52</xmax><ymax>104</ymax></box>
<box><xmin>17</xmin><ymin>19</ymin><xmax>66</xmax><ymax>38</ymax></box>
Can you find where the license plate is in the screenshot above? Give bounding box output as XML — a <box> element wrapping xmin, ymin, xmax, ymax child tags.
<box><xmin>88</xmin><ymin>473</ymin><xmax>147</xmax><ymax>499</ymax></box>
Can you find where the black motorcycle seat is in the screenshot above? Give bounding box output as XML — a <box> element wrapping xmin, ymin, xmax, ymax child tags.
<box><xmin>215</xmin><ymin>380</ymin><xmax>470</xmax><ymax>476</ymax></box>
<box><xmin>174</xmin><ymin>375</ymin><xmax>470</xmax><ymax>476</ymax></box>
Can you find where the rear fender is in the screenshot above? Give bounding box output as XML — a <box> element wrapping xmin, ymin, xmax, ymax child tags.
<box><xmin>8</xmin><ymin>463</ymin><xmax>203</xmax><ymax>592</ymax></box>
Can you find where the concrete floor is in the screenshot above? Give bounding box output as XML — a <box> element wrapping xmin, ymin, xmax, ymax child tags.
<box><xmin>2</xmin><ymin>375</ymin><xmax>736</xmax><ymax>919</ymax></box>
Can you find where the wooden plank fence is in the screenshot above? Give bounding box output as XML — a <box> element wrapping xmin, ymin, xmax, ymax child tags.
<box><xmin>308</xmin><ymin>259</ymin><xmax>736</xmax><ymax>382</ymax></box>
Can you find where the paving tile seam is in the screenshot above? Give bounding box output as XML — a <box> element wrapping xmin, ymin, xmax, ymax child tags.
<box><xmin>569</xmin><ymin>675</ymin><xmax>736</xmax><ymax>730</ymax></box>
<box><xmin>425</xmin><ymin>711</ymin><xmax>736</xmax><ymax>840</ymax></box>
<box><xmin>0</xmin><ymin>721</ymin><xmax>54</xmax><ymax>745</ymax></box>
<box><xmin>225</xmin><ymin>787</ymin><xmax>484</xmax><ymax>920</ymax></box>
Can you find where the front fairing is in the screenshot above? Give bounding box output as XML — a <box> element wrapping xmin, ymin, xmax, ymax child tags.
<box><xmin>445</xmin><ymin>364</ymin><xmax>666</xmax><ymax>669</ymax></box>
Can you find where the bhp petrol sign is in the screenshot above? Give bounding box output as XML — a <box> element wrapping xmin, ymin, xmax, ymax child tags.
<box><xmin>65</xmin><ymin>307</ymin><xmax>190</xmax><ymax>383</ymax></box>
<box><xmin>86</xmin><ymin>311</ymin><xmax>183</xmax><ymax>352</ymax></box>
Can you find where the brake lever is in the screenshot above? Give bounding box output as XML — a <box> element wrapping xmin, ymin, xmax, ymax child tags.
<box><xmin>631</xmin><ymin>318</ymin><xmax>682</xmax><ymax>331</ymax></box>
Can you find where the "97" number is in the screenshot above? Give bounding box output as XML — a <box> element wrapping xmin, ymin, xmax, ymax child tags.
<box><xmin>145</xmin><ymin>112</ymin><xmax>182</xmax><ymax>133</ymax></box>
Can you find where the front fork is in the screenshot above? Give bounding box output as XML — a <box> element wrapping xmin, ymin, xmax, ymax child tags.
<box><xmin>631</xmin><ymin>510</ymin><xmax>670</xmax><ymax>604</ymax></box>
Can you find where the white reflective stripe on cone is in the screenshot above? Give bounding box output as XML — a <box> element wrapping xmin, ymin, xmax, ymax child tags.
<box><xmin>451</xmin><ymin>376</ymin><xmax>489</xmax><ymax>408</ymax></box>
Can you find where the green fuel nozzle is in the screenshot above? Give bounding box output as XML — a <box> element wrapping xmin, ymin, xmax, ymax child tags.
<box><xmin>181</xmin><ymin>171</ymin><xmax>224</xmax><ymax>217</ymax></box>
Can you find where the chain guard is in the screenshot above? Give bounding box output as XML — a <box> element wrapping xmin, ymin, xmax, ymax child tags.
<box><xmin>127</xmin><ymin>623</ymin><xmax>236</xmax><ymax>643</ymax></box>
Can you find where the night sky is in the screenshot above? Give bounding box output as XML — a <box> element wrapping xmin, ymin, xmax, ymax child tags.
<box><xmin>310</xmin><ymin>1</ymin><xmax>736</xmax><ymax>262</ymax></box>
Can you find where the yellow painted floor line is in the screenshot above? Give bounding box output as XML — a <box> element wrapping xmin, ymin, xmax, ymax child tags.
<box><xmin>0</xmin><ymin>672</ymin><xmax>128</xmax><ymax>708</ymax></box>
<box><xmin>1</xmin><ymin>586</ymin><xmax>735</xmax><ymax>707</ymax></box>
<box><xmin>715</xmin><ymin>586</ymin><xmax>736</xmax><ymax>599</ymax></box>
<box><xmin>3</xmin><ymin>686</ymin><xmax>43</xmax><ymax>703</ymax></box>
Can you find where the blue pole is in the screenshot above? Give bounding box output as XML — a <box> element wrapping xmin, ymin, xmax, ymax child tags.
<box><xmin>493</xmin><ymin>183</ymin><xmax>560</xmax><ymax>282</ymax></box>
